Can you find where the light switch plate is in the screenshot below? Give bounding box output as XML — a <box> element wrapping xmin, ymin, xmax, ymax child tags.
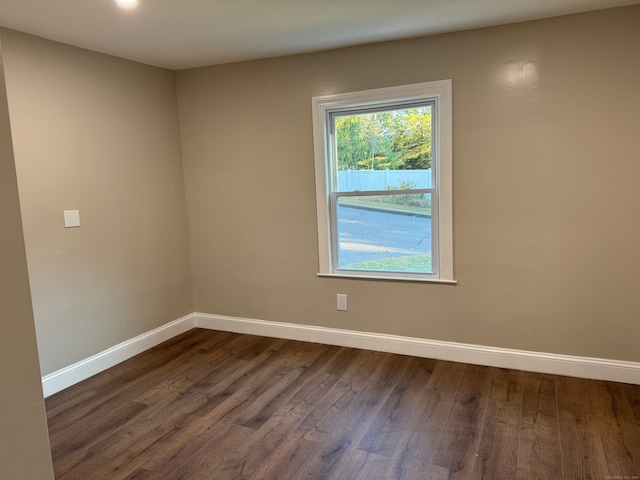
<box><xmin>64</xmin><ymin>210</ymin><xmax>80</xmax><ymax>228</ymax></box>
<box><xmin>337</xmin><ymin>294</ymin><xmax>348</xmax><ymax>311</ymax></box>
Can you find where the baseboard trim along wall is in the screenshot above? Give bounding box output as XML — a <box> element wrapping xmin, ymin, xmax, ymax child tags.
<box><xmin>42</xmin><ymin>311</ymin><xmax>640</xmax><ymax>397</ymax></box>
<box><xmin>193</xmin><ymin>313</ymin><xmax>640</xmax><ymax>385</ymax></box>
<box><xmin>41</xmin><ymin>313</ymin><xmax>196</xmax><ymax>397</ymax></box>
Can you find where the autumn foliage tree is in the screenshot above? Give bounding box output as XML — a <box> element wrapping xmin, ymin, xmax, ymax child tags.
<box><xmin>335</xmin><ymin>106</ymin><xmax>431</xmax><ymax>171</ymax></box>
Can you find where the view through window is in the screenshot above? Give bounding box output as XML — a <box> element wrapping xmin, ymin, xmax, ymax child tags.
<box><xmin>332</xmin><ymin>105</ymin><xmax>434</xmax><ymax>274</ymax></box>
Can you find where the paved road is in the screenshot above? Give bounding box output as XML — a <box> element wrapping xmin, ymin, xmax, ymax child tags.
<box><xmin>337</xmin><ymin>206</ymin><xmax>432</xmax><ymax>267</ymax></box>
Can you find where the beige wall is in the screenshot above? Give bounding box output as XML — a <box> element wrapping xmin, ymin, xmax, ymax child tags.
<box><xmin>1</xmin><ymin>29</ymin><xmax>193</xmax><ymax>375</ymax></box>
<box><xmin>0</xmin><ymin>38</ymin><xmax>54</xmax><ymax>479</ymax></box>
<box><xmin>176</xmin><ymin>6</ymin><xmax>640</xmax><ymax>362</ymax></box>
<box><xmin>1</xmin><ymin>6</ymin><xmax>639</xmax><ymax>387</ymax></box>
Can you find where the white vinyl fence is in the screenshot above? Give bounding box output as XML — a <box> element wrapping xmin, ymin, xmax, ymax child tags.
<box><xmin>338</xmin><ymin>169</ymin><xmax>432</xmax><ymax>191</ymax></box>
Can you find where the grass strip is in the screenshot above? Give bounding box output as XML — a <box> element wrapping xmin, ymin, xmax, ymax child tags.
<box><xmin>342</xmin><ymin>254</ymin><xmax>432</xmax><ymax>273</ymax></box>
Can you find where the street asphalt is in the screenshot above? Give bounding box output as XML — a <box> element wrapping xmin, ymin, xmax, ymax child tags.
<box><xmin>336</xmin><ymin>205</ymin><xmax>432</xmax><ymax>267</ymax></box>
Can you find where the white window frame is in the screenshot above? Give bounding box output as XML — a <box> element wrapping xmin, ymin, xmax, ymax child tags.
<box><xmin>312</xmin><ymin>80</ymin><xmax>454</xmax><ymax>283</ymax></box>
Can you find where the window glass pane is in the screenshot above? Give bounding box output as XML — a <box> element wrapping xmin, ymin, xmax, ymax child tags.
<box><xmin>336</xmin><ymin>193</ymin><xmax>433</xmax><ymax>274</ymax></box>
<box><xmin>335</xmin><ymin>106</ymin><xmax>432</xmax><ymax>192</ymax></box>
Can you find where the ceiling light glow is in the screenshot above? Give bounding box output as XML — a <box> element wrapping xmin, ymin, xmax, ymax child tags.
<box><xmin>116</xmin><ymin>0</ymin><xmax>139</xmax><ymax>9</ymax></box>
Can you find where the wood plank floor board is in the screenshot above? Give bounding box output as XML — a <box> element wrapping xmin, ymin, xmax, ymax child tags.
<box><xmin>263</xmin><ymin>346</ymin><xmax>373</xmax><ymax>438</ymax></box>
<box><xmin>376</xmin><ymin>364</ymin><xmax>464</xmax><ymax>476</ymax></box>
<box><xmin>289</xmin><ymin>431</ymin><xmax>356</xmax><ymax>480</ymax></box>
<box><xmin>201</xmin><ymin>363</ymin><xmax>293</xmax><ymax>422</ymax></box>
<box><xmin>291</xmin><ymin>349</ymin><xmax>386</xmax><ymax>441</ymax></box>
<box><xmin>45</xmin><ymin>328</ymin><xmax>640</xmax><ymax>480</ymax></box>
<box><xmin>298</xmin><ymin>350</ymin><xmax>409</xmax><ymax>446</ymax></box>
<box><xmin>88</xmin><ymin>403</ymin><xmax>192</xmax><ymax>458</ymax></box>
<box><xmin>289</xmin><ymin>353</ymin><xmax>412</xmax><ymax>479</ymax></box>
<box><xmin>174</xmin><ymin>429</ymin><xmax>286</xmax><ymax>480</ymax></box>
<box><xmin>213</xmin><ymin>430</ymin><xmax>302</xmax><ymax>480</ymax></box>
<box><xmin>169</xmin><ymin>357</ymin><xmax>270</xmax><ymax>416</ymax></box>
<box><xmin>101</xmin><ymin>329</ymin><xmax>233</xmax><ymax>389</ymax></box>
<box><xmin>45</xmin><ymin>387</ymin><xmax>101</xmax><ymax>433</ymax></box>
<box><xmin>58</xmin><ymin>452</ymin><xmax>151</xmax><ymax>480</ymax></box>
<box><xmin>387</xmin><ymin>388</ymin><xmax>457</xmax><ymax>476</ymax></box>
<box><xmin>80</xmin><ymin>414</ymin><xmax>203</xmax><ymax>478</ymax></box>
<box><xmin>358</xmin><ymin>357</ymin><xmax>437</xmax><ymax>457</ymax></box>
<box><xmin>234</xmin><ymin>366</ymin><xmax>308</xmax><ymax>429</ymax></box>
<box><xmin>122</xmin><ymin>468</ymin><xmax>166</xmax><ymax>480</ymax></box>
<box><xmin>108</xmin><ymin>414</ymin><xmax>235</xmax><ymax>476</ymax></box>
<box><xmin>268</xmin><ymin>340</ymin><xmax>334</xmax><ymax>369</ymax></box>
<box><xmin>347</xmin><ymin>451</ymin><xmax>390</xmax><ymax>480</ymax></box>
<box><xmin>185</xmin><ymin>360</ymin><xmax>293</xmax><ymax>419</ymax></box>
<box><xmin>133</xmin><ymin>353</ymin><xmax>247</xmax><ymax>407</ymax></box>
<box><xmin>162</xmin><ymin>424</ymin><xmax>256</xmax><ymax>479</ymax></box>
<box><xmin>236</xmin><ymin>345</ymin><xmax>360</xmax><ymax>432</ymax></box>
<box><xmin>50</xmin><ymin>400</ymin><xmax>149</xmax><ymax>477</ymax></box>
<box><xmin>557</xmin><ymin>376</ymin><xmax>611</xmax><ymax>480</ymax></box>
<box><xmin>320</xmin><ymin>449</ymin><xmax>371</xmax><ymax>480</ymax></box>
<box><xmin>249</xmin><ymin>435</ymin><xmax>320</xmax><ymax>480</ymax></box>
<box><xmin>622</xmin><ymin>383</ymin><xmax>640</xmax><ymax>426</ymax></box>
<box><xmin>55</xmin><ymin>451</ymin><xmax>112</xmax><ymax>480</ymax></box>
<box><xmin>325</xmin><ymin>353</ymin><xmax>415</xmax><ymax>449</ymax></box>
<box><xmin>517</xmin><ymin>372</ymin><xmax>563</xmax><ymax>480</ymax></box>
<box><xmin>425</xmin><ymin>360</ymin><xmax>466</xmax><ymax>393</ymax></box>
<box><xmin>255</xmin><ymin>371</ymin><xmax>341</xmax><ymax>438</ymax></box>
<box><xmin>425</xmin><ymin>465</ymin><xmax>452</xmax><ymax>480</ymax></box>
<box><xmin>47</xmin><ymin>330</ymin><xmax>233</xmax><ymax>434</ymax></box>
<box><xmin>590</xmin><ymin>381</ymin><xmax>640</xmax><ymax>477</ymax></box>
<box><xmin>251</xmin><ymin>344</ymin><xmax>364</xmax><ymax>435</ymax></box>
<box><xmin>228</xmin><ymin>335</ymin><xmax>289</xmax><ymax>363</ymax></box>
<box><xmin>452</xmin><ymin>368</ymin><xmax>525</xmax><ymax>480</ymax></box>
<box><xmin>429</xmin><ymin>364</ymin><xmax>495</xmax><ymax>479</ymax></box>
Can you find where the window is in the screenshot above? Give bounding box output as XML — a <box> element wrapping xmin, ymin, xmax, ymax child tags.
<box><xmin>312</xmin><ymin>80</ymin><xmax>454</xmax><ymax>282</ymax></box>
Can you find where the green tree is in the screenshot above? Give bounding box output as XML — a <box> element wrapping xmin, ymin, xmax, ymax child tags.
<box><xmin>360</xmin><ymin>113</ymin><xmax>383</xmax><ymax>169</ymax></box>
<box><xmin>390</xmin><ymin>108</ymin><xmax>432</xmax><ymax>170</ymax></box>
<box><xmin>335</xmin><ymin>115</ymin><xmax>365</xmax><ymax>170</ymax></box>
<box><xmin>335</xmin><ymin>107</ymin><xmax>431</xmax><ymax>171</ymax></box>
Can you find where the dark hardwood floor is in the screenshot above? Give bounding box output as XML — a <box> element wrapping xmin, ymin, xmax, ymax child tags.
<box><xmin>45</xmin><ymin>328</ymin><xmax>640</xmax><ymax>479</ymax></box>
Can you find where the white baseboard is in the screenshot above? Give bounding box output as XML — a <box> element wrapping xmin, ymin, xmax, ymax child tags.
<box><xmin>194</xmin><ymin>313</ymin><xmax>640</xmax><ymax>385</ymax></box>
<box><xmin>41</xmin><ymin>313</ymin><xmax>197</xmax><ymax>397</ymax></box>
<box><xmin>42</xmin><ymin>312</ymin><xmax>640</xmax><ymax>397</ymax></box>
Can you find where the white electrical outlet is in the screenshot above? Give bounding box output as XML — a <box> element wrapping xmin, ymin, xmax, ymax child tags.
<box><xmin>337</xmin><ymin>294</ymin><xmax>348</xmax><ymax>311</ymax></box>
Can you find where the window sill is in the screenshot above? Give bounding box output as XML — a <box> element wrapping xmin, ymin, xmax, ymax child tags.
<box><xmin>317</xmin><ymin>273</ymin><xmax>457</xmax><ymax>285</ymax></box>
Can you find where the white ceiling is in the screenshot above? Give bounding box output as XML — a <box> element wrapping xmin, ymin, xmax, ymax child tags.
<box><xmin>0</xmin><ymin>0</ymin><xmax>638</xmax><ymax>70</ymax></box>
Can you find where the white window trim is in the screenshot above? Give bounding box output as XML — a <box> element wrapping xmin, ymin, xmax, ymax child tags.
<box><xmin>312</xmin><ymin>80</ymin><xmax>454</xmax><ymax>283</ymax></box>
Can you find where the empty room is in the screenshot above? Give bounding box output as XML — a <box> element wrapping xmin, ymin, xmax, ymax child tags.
<box><xmin>1</xmin><ymin>0</ymin><xmax>640</xmax><ymax>478</ymax></box>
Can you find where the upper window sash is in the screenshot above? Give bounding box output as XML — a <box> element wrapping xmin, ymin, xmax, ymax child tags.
<box><xmin>327</xmin><ymin>100</ymin><xmax>436</xmax><ymax>194</ymax></box>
